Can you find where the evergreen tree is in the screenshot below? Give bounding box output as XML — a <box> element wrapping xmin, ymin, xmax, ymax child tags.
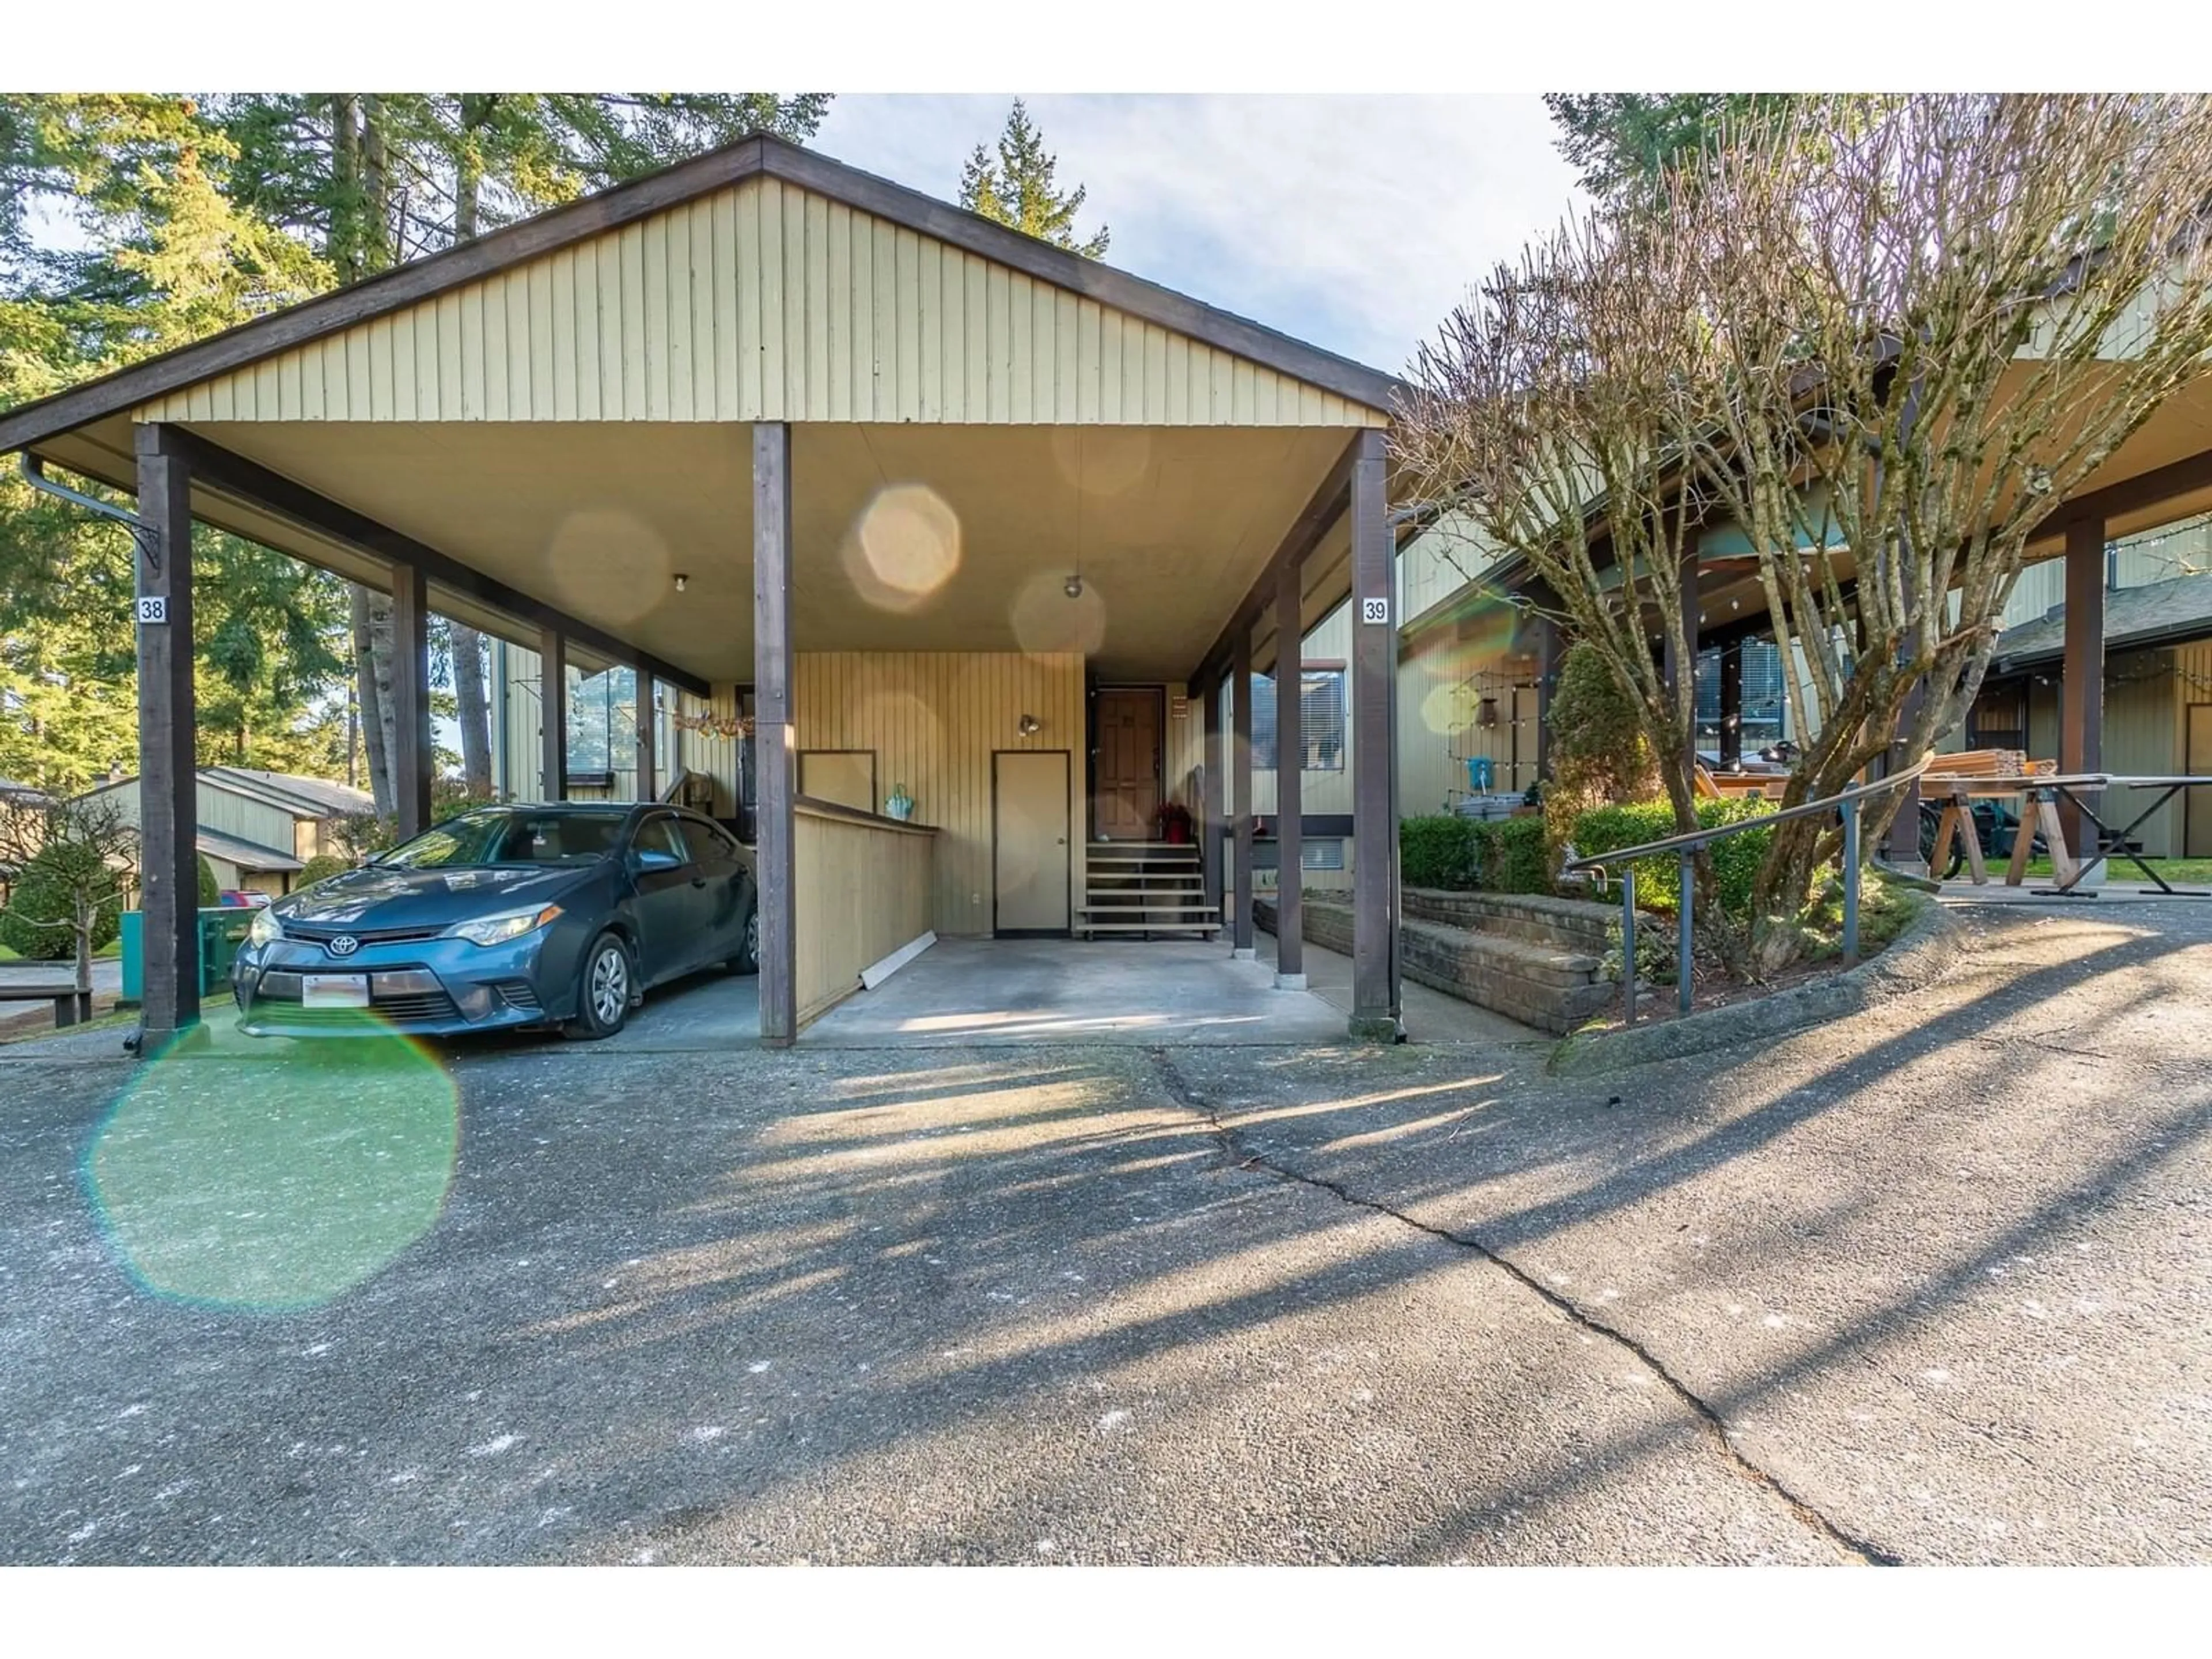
<box><xmin>959</xmin><ymin>100</ymin><xmax>1109</xmax><ymax>257</ymax></box>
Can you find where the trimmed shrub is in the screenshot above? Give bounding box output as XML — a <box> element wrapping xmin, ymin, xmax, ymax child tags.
<box><xmin>1569</xmin><ymin>798</ymin><xmax>1771</xmax><ymax>920</ymax></box>
<box><xmin>296</xmin><ymin>853</ymin><xmax>351</xmax><ymax>889</ymax></box>
<box><xmin>1400</xmin><ymin>813</ymin><xmax>1555</xmax><ymax>896</ymax></box>
<box><xmin>1402</xmin><ymin>815</ymin><xmax>1483</xmax><ymax>889</ymax></box>
<box><xmin>1490</xmin><ymin>817</ymin><xmax>1551</xmax><ymax>895</ymax></box>
<box><xmin>197</xmin><ymin>851</ymin><xmax>221</xmax><ymax>907</ymax></box>
<box><xmin>0</xmin><ymin>842</ymin><xmax>125</xmax><ymax>961</ymax></box>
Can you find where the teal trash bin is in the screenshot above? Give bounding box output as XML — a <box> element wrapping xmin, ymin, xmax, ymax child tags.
<box><xmin>118</xmin><ymin>907</ymin><xmax>249</xmax><ymax>1005</ymax></box>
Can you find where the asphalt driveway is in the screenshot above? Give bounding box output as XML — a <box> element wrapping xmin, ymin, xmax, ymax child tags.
<box><xmin>0</xmin><ymin>899</ymin><xmax>2206</xmax><ymax>1564</ymax></box>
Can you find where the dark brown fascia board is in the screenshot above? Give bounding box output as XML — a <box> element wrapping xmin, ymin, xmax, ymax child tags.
<box><xmin>0</xmin><ymin>138</ymin><xmax>771</xmax><ymax>455</ymax></box>
<box><xmin>143</xmin><ymin>425</ymin><xmax>711</xmax><ymax>698</ymax></box>
<box><xmin>2029</xmin><ymin>446</ymin><xmax>2212</xmax><ymax>541</ymax></box>
<box><xmin>0</xmin><ymin>135</ymin><xmax>1402</xmax><ymax>457</ymax></box>
<box><xmin>26</xmin><ymin>433</ymin><xmax>622</xmax><ymax>680</ymax></box>
<box><xmin>1187</xmin><ymin>433</ymin><xmax>1364</xmax><ymax>690</ymax></box>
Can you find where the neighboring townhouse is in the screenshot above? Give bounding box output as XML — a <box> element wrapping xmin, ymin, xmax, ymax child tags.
<box><xmin>76</xmin><ymin>766</ymin><xmax>373</xmax><ymax>894</ymax></box>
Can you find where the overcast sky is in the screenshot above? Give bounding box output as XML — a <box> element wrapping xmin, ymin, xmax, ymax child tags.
<box><xmin>813</xmin><ymin>95</ymin><xmax>1586</xmax><ymax>375</ymax></box>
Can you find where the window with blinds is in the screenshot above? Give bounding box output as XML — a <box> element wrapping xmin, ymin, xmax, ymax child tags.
<box><xmin>1249</xmin><ymin>668</ymin><xmax>1347</xmax><ymax>771</ymax></box>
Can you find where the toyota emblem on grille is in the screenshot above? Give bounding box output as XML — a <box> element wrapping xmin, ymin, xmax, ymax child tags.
<box><xmin>327</xmin><ymin>934</ymin><xmax>361</xmax><ymax>957</ymax></box>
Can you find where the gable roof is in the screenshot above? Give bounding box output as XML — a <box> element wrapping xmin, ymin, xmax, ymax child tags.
<box><xmin>203</xmin><ymin>766</ymin><xmax>373</xmax><ymax>817</ymax></box>
<box><xmin>1989</xmin><ymin>569</ymin><xmax>2212</xmax><ymax>671</ymax></box>
<box><xmin>77</xmin><ymin>766</ymin><xmax>369</xmax><ymax>820</ymax></box>
<box><xmin>0</xmin><ymin>134</ymin><xmax>1402</xmax><ymax>456</ymax></box>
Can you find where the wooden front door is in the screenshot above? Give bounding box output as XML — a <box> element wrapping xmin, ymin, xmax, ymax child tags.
<box><xmin>1094</xmin><ymin>687</ymin><xmax>1162</xmax><ymax>840</ymax></box>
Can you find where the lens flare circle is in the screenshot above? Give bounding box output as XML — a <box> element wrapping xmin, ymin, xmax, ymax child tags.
<box><xmin>544</xmin><ymin>509</ymin><xmax>673</xmax><ymax>628</ymax></box>
<box><xmin>84</xmin><ymin>1023</ymin><xmax>460</xmax><ymax>1312</ymax></box>
<box><xmin>841</xmin><ymin>484</ymin><xmax>963</xmax><ymax>615</ymax></box>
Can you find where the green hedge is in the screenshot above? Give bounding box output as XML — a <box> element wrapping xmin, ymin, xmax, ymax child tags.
<box><xmin>0</xmin><ymin>841</ymin><xmax>125</xmax><ymax>961</ymax></box>
<box><xmin>1569</xmin><ymin>798</ymin><xmax>1771</xmax><ymax>919</ymax></box>
<box><xmin>1399</xmin><ymin>813</ymin><xmax>1551</xmax><ymax>896</ymax></box>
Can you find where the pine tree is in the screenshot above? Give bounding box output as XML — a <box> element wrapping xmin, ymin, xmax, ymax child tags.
<box><xmin>959</xmin><ymin>100</ymin><xmax>1109</xmax><ymax>258</ymax></box>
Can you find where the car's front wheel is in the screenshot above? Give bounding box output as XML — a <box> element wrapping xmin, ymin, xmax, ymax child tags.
<box><xmin>564</xmin><ymin>931</ymin><xmax>634</xmax><ymax>1040</ymax></box>
<box><xmin>723</xmin><ymin>900</ymin><xmax>759</xmax><ymax>976</ymax></box>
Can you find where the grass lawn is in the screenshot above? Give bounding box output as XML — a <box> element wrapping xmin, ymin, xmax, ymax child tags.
<box><xmin>2014</xmin><ymin>855</ymin><xmax>2212</xmax><ymax>883</ymax></box>
<box><xmin>0</xmin><ymin>938</ymin><xmax>123</xmax><ymax>964</ymax></box>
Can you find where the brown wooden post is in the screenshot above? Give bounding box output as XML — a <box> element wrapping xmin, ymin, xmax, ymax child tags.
<box><xmin>133</xmin><ymin>425</ymin><xmax>200</xmax><ymax>1047</ymax></box>
<box><xmin>635</xmin><ymin>666</ymin><xmax>657</xmax><ymax>802</ymax></box>
<box><xmin>1274</xmin><ymin>558</ymin><xmax>1305</xmax><ymax>988</ymax></box>
<box><xmin>389</xmin><ymin>563</ymin><xmax>433</xmax><ymax>839</ymax></box>
<box><xmin>538</xmin><ymin>626</ymin><xmax>567</xmax><ymax>801</ymax></box>
<box><xmin>753</xmin><ymin>422</ymin><xmax>798</xmax><ymax>1046</ymax></box>
<box><xmin>1349</xmin><ymin>427</ymin><xmax>1399</xmax><ymax>1040</ymax></box>
<box><xmin>2061</xmin><ymin>514</ymin><xmax>2107</xmax><ymax>867</ymax></box>
<box><xmin>1200</xmin><ymin>675</ymin><xmax>1225</xmax><ymax>914</ymax></box>
<box><xmin>1231</xmin><ymin>623</ymin><xmax>1255</xmax><ymax>959</ymax></box>
<box><xmin>1718</xmin><ymin>638</ymin><xmax>1744</xmax><ymax>768</ymax></box>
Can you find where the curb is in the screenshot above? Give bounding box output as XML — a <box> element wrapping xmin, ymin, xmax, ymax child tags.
<box><xmin>1546</xmin><ymin>896</ymin><xmax>1965</xmax><ymax>1078</ymax></box>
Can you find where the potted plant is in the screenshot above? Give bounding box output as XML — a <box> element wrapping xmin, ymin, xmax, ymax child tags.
<box><xmin>1154</xmin><ymin>800</ymin><xmax>1193</xmax><ymax>844</ymax></box>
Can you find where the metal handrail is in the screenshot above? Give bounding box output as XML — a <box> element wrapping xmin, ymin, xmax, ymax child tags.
<box><xmin>1560</xmin><ymin>755</ymin><xmax>1932</xmax><ymax>1025</ymax></box>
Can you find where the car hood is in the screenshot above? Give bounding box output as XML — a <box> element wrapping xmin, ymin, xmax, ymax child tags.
<box><xmin>275</xmin><ymin>864</ymin><xmax>594</xmax><ymax>931</ymax></box>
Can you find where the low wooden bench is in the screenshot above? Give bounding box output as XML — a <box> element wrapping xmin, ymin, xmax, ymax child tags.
<box><xmin>0</xmin><ymin>982</ymin><xmax>96</xmax><ymax>1028</ymax></box>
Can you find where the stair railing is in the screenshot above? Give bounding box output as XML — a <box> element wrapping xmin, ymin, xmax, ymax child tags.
<box><xmin>1559</xmin><ymin>757</ymin><xmax>1931</xmax><ymax>1025</ymax></box>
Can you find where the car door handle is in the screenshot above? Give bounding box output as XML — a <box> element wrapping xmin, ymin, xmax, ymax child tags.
<box><xmin>690</xmin><ymin>876</ymin><xmax>708</xmax><ymax>888</ymax></box>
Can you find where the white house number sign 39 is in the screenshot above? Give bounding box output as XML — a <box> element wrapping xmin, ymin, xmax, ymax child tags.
<box><xmin>1360</xmin><ymin>596</ymin><xmax>1389</xmax><ymax>626</ymax></box>
<box><xmin>136</xmin><ymin>596</ymin><xmax>167</xmax><ymax>625</ymax></box>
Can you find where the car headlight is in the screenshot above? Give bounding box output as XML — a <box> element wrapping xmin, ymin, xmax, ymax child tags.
<box><xmin>247</xmin><ymin>907</ymin><xmax>285</xmax><ymax>949</ymax></box>
<box><xmin>445</xmin><ymin>903</ymin><xmax>563</xmax><ymax>947</ymax></box>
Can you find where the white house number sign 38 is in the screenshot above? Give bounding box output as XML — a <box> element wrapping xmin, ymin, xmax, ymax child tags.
<box><xmin>1360</xmin><ymin>596</ymin><xmax>1389</xmax><ymax>626</ymax></box>
<box><xmin>136</xmin><ymin>596</ymin><xmax>167</xmax><ymax>625</ymax></box>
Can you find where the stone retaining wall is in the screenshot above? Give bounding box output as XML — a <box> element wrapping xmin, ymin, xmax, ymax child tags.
<box><xmin>1257</xmin><ymin>892</ymin><xmax>1623</xmax><ymax>1036</ymax></box>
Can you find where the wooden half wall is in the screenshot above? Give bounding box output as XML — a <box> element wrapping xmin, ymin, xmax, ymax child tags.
<box><xmin>792</xmin><ymin>650</ymin><xmax>1085</xmax><ymax>937</ymax></box>
<box><xmin>794</xmin><ymin>801</ymin><xmax>936</xmax><ymax>1027</ymax></box>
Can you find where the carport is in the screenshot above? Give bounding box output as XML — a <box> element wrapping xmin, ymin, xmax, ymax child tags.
<box><xmin>0</xmin><ymin>135</ymin><xmax>1407</xmax><ymax>1048</ymax></box>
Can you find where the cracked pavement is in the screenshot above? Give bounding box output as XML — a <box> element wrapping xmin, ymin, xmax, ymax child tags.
<box><xmin>1</xmin><ymin>900</ymin><xmax>2207</xmax><ymax>1563</ymax></box>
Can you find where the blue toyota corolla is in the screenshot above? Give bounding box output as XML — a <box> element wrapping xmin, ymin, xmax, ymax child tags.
<box><xmin>232</xmin><ymin>802</ymin><xmax>757</xmax><ymax>1040</ymax></box>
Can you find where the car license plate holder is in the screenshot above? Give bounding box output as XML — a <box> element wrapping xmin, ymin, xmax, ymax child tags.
<box><xmin>301</xmin><ymin>973</ymin><xmax>370</xmax><ymax>1009</ymax></box>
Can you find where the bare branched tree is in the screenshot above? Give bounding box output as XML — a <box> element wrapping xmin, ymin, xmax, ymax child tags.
<box><xmin>1397</xmin><ymin>94</ymin><xmax>2212</xmax><ymax>971</ymax></box>
<box><xmin>0</xmin><ymin>796</ymin><xmax>139</xmax><ymax>1001</ymax></box>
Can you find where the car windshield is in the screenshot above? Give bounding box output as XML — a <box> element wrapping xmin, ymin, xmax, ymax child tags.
<box><xmin>376</xmin><ymin>810</ymin><xmax>626</xmax><ymax>869</ymax></box>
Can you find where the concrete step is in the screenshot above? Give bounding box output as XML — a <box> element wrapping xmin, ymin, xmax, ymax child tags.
<box><xmin>1087</xmin><ymin>840</ymin><xmax>1195</xmax><ymax>852</ymax></box>
<box><xmin>1081</xmin><ymin>903</ymin><xmax>1221</xmax><ymax>918</ymax></box>
<box><xmin>1079</xmin><ymin>921</ymin><xmax>1222</xmax><ymax>937</ymax></box>
<box><xmin>1083</xmin><ymin>892</ymin><xmax>1219</xmax><ymax>907</ymax></box>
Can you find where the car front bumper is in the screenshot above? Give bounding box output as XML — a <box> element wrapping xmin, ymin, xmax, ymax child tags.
<box><xmin>232</xmin><ymin>930</ymin><xmax>566</xmax><ymax>1038</ymax></box>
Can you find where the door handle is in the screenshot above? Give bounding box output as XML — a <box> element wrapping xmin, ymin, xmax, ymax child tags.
<box><xmin>1056</xmin><ymin>838</ymin><xmax>1066</xmax><ymax>845</ymax></box>
<box><xmin>690</xmin><ymin>876</ymin><xmax>707</xmax><ymax>888</ymax></box>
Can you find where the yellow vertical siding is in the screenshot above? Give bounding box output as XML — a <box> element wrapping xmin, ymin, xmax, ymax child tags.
<box><xmin>791</xmin><ymin>651</ymin><xmax>1085</xmax><ymax>936</ymax></box>
<box><xmin>135</xmin><ymin>179</ymin><xmax>1387</xmax><ymax>429</ymax></box>
<box><xmin>1395</xmin><ymin>627</ymin><xmax>1542</xmax><ymax>817</ymax></box>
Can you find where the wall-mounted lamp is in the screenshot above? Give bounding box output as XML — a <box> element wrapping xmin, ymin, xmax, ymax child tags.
<box><xmin>1017</xmin><ymin>713</ymin><xmax>1042</xmax><ymax>737</ymax></box>
<box><xmin>1476</xmin><ymin>696</ymin><xmax>1500</xmax><ymax>729</ymax></box>
<box><xmin>1063</xmin><ymin>573</ymin><xmax>1084</xmax><ymax>600</ymax></box>
<box><xmin>673</xmin><ymin>573</ymin><xmax>690</xmax><ymax>593</ymax></box>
